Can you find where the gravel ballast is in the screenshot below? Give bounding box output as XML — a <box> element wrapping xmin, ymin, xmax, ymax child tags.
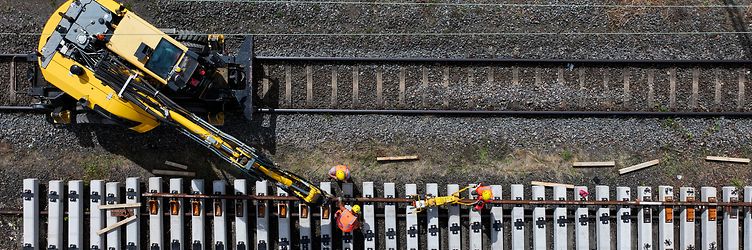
<box><xmin>3</xmin><ymin>0</ymin><xmax>752</xmax><ymax>248</ymax></box>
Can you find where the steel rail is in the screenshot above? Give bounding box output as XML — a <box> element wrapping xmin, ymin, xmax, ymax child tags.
<box><xmin>0</xmin><ymin>105</ymin><xmax>43</xmax><ymax>112</ymax></box>
<box><xmin>257</xmin><ymin>108</ymin><xmax>752</xmax><ymax>117</ymax></box>
<box><xmin>141</xmin><ymin>192</ymin><xmax>752</xmax><ymax>207</ymax></box>
<box><xmin>254</xmin><ymin>56</ymin><xmax>752</xmax><ymax>65</ymax></box>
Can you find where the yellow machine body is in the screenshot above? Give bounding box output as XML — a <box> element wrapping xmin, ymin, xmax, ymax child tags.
<box><xmin>37</xmin><ymin>0</ymin><xmax>191</xmax><ymax>132</ymax></box>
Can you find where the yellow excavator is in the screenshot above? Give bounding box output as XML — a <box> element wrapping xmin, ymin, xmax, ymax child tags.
<box><xmin>36</xmin><ymin>0</ymin><xmax>327</xmax><ymax>204</ymax></box>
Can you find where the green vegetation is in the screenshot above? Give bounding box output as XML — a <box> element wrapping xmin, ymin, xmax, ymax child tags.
<box><xmin>560</xmin><ymin>149</ymin><xmax>573</xmax><ymax>161</ymax></box>
<box><xmin>731</xmin><ymin>178</ymin><xmax>745</xmax><ymax>190</ymax></box>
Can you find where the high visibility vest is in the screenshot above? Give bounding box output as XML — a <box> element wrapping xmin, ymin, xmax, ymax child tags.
<box><xmin>336</xmin><ymin>209</ymin><xmax>359</xmax><ymax>233</ymax></box>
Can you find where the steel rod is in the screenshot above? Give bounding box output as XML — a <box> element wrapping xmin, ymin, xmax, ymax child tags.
<box><xmin>257</xmin><ymin>108</ymin><xmax>752</xmax><ymax>117</ymax></box>
<box><xmin>255</xmin><ymin>56</ymin><xmax>752</xmax><ymax>65</ymax></box>
<box><xmin>140</xmin><ymin>193</ymin><xmax>752</xmax><ymax>206</ymax></box>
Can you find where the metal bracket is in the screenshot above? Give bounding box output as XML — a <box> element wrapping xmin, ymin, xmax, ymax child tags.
<box><xmin>493</xmin><ymin>220</ymin><xmax>502</xmax><ymax>231</ymax></box>
<box><xmin>579</xmin><ymin>214</ymin><xmax>588</xmax><ymax>226</ymax></box>
<box><xmin>450</xmin><ymin>223</ymin><xmax>460</xmax><ymax>234</ymax></box>
<box><xmin>126</xmin><ymin>188</ymin><xmax>137</xmax><ymax>200</ymax></box>
<box><xmin>90</xmin><ymin>191</ymin><xmax>101</xmax><ymax>202</ymax></box>
<box><xmin>514</xmin><ymin>218</ymin><xmax>524</xmax><ymax>230</ymax></box>
<box><xmin>126</xmin><ymin>242</ymin><xmax>137</xmax><ymax>250</ymax></box>
<box><xmin>170</xmin><ymin>240</ymin><xmax>181</xmax><ymax>250</ymax></box>
<box><xmin>365</xmin><ymin>230</ymin><xmax>375</xmax><ymax>241</ymax></box>
<box><xmin>256</xmin><ymin>240</ymin><xmax>267</xmax><ymax>250</ymax></box>
<box><xmin>192</xmin><ymin>241</ymin><xmax>202</xmax><ymax>250</ymax></box>
<box><xmin>21</xmin><ymin>189</ymin><xmax>34</xmax><ymax>201</ymax></box>
<box><xmin>150</xmin><ymin>243</ymin><xmax>160</xmax><ymax>250</ymax></box>
<box><xmin>536</xmin><ymin>217</ymin><xmax>546</xmax><ymax>228</ymax></box>
<box><xmin>48</xmin><ymin>191</ymin><xmax>59</xmax><ymax>202</ymax></box>
<box><xmin>321</xmin><ymin>234</ymin><xmax>331</xmax><ymax>245</ymax></box>
<box><xmin>106</xmin><ymin>193</ymin><xmax>117</xmax><ymax>204</ymax></box>
<box><xmin>386</xmin><ymin>228</ymin><xmax>397</xmax><ymax>239</ymax></box>
<box><xmin>621</xmin><ymin>212</ymin><xmax>631</xmax><ymax>223</ymax></box>
<box><xmin>408</xmin><ymin>226</ymin><xmax>418</xmax><ymax>238</ymax></box>
<box><xmin>342</xmin><ymin>233</ymin><xmax>352</xmax><ymax>243</ymax></box>
<box><xmin>69</xmin><ymin>190</ymin><xmax>79</xmax><ymax>202</ymax></box>
<box><xmin>236</xmin><ymin>241</ymin><xmax>246</xmax><ymax>250</ymax></box>
<box><xmin>557</xmin><ymin>216</ymin><xmax>567</xmax><ymax>227</ymax></box>
<box><xmin>428</xmin><ymin>225</ymin><xmax>439</xmax><ymax>236</ymax></box>
<box><xmin>600</xmin><ymin>213</ymin><xmax>610</xmax><ymax>224</ymax></box>
<box><xmin>471</xmin><ymin>221</ymin><xmax>482</xmax><ymax>233</ymax></box>
<box><xmin>215</xmin><ymin>241</ymin><xmax>225</xmax><ymax>250</ymax></box>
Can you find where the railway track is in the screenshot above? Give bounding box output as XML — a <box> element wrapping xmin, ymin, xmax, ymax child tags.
<box><xmin>6</xmin><ymin>52</ymin><xmax>752</xmax><ymax>117</ymax></box>
<box><xmin>18</xmin><ymin>177</ymin><xmax>752</xmax><ymax>250</ymax></box>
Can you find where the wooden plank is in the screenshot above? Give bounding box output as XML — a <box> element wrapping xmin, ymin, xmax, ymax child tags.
<box><xmin>331</xmin><ymin>68</ymin><xmax>338</xmax><ymax>106</ymax></box>
<box><xmin>352</xmin><ymin>66</ymin><xmax>359</xmax><ymax>105</ymax></box>
<box><xmin>715</xmin><ymin>70</ymin><xmax>722</xmax><ymax>108</ymax></box>
<box><xmin>648</xmin><ymin>69</ymin><xmax>655</xmax><ymax>107</ymax></box>
<box><xmin>739</xmin><ymin>69</ymin><xmax>745</xmax><ymax>110</ymax></box>
<box><xmin>99</xmin><ymin>203</ymin><xmax>142</xmax><ymax>210</ymax></box>
<box><xmin>619</xmin><ymin>159</ymin><xmax>660</xmax><ymax>174</ymax></box>
<box><xmin>692</xmin><ymin>68</ymin><xmax>699</xmax><ymax>109</ymax></box>
<box><xmin>97</xmin><ymin>216</ymin><xmax>137</xmax><ymax>235</ymax></box>
<box><xmin>705</xmin><ymin>156</ymin><xmax>751</xmax><ymax>164</ymax></box>
<box><xmin>164</xmin><ymin>160</ymin><xmax>188</xmax><ymax>170</ymax></box>
<box><xmin>573</xmin><ymin>161</ymin><xmax>615</xmax><ymax>167</ymax></box>
<box><xmin>152</xmin><ymin>169</ymin><xmax>196</xmax><ymax>177</ymax></box>
<box><xmin>306</xmin><ymin>65</ymin><xmax>313</xmax><ymax>106</ymax></box>
<box><xmin>624</xmin><ymin>68</ymin><xmax>631</xmax><ymax>105</ymax></box>
<box><xmin>376</xmin><ymin>67</ymin><xmax>383</xmax><ymax>106</ymax></box>
<box><xmin>422</xmin><ymin>66</ymin><xmax>428</xmax><ymax>108</ymax></box>
<box><xmin>399</xmin><ymin>67</ymin><xmax>406</xmax><ymax>106</ymax></box>
<box><xmin>285</xmin><ymin>65</ymin><xmax>292</xmax><ymax>105</ymax></box>
<box><xmin>442</xmin><ymin>67</ymin><xmax>450</xmax><ymax>107</ymax></box>
<box><xmin>530</xmin><ymin>181</ymin><xmax>574</xmax><ymax>189</ymax></box>
<box><xmin>377</xmin><ymin>155</ymin><xmax>419</xmax><ymax>162</ymax></box>
<box><xmin>670</xmin><ymin>68</ymin><xmax>677</xmax><ymax>109</ymax></box>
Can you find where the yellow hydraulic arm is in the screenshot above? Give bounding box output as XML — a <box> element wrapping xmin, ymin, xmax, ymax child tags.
<box><xmin>93</xmin><ymin>57</ymin><xmax>327</xmax><ymax>205</ymax></box>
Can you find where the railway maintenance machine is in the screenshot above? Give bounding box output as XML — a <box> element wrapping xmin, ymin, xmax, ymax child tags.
<box><xmin>34</xmin><ymin>0</ymin><xmax>327</xmax><ymax>204</ymax></box>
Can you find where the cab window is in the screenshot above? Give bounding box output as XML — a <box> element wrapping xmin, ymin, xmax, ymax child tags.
<box><xmin>144</xmin><ymin>39</ymin><xmax>182</xmax><ymax>79</ymax></box>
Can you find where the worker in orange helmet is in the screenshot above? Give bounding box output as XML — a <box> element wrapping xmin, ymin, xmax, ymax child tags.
<box><xmin>328</xmin><ymin>164</ymin><xmax>351</xmax><ymax>182</ymax></box>
<box><xmin>334</xmin><ymin>201</ymin><xmax>361</xmax><ymax>233</ymax></box>
<box><xmin>472</xmin><ymin>183</ymin><xmax>493</xmax><ymax>211</ymax></box>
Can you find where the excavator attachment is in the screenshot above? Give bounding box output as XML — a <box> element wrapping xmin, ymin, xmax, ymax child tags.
<box><xmin>36</xmin><ymin>0</ymin><xmax>327</xmax><ymax>204</ymax></box>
